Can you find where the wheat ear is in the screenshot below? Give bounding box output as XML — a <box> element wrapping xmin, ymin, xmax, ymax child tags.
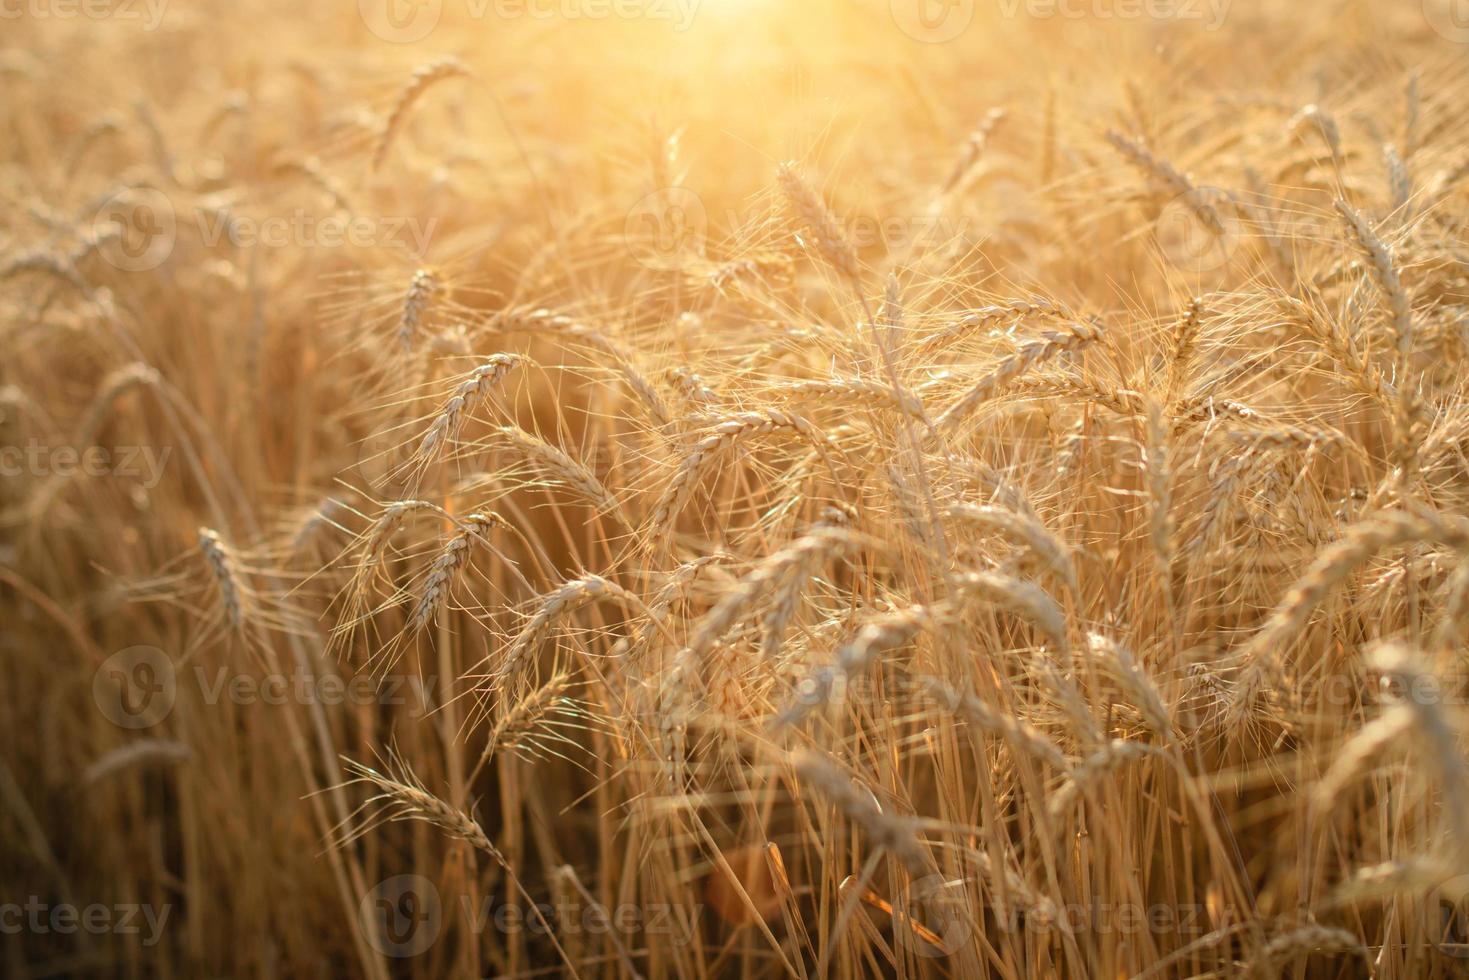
<box><xmin>915</xmin><ymin>299</ymin><xmax>1069</xmax><ymax>358</ymax></box>
<box><xmin>1086</xmin><ymin>633</ymin><xmax>1174</xmax><ymax>742</ymax></box>
<box><xmin>398</xmin><ymin>267</ymin><xmax>440</xmax><ymax>353</ymax></box>
<box><xmin>372</xmin><ymin>58</ymin><xmax>469</xmax><ymax>171</ymax></box>
<box><xmin>649</xmin><ymin>409</ymin><xmax>829</xmax><ymax>537</ymax></box>
<box><xmin>1333</xmin><ymin>199</ymin><xmax>1421</xmax><ymax>478</ymax></box>
<box><xmin>512</xmin><ymin>311</ymin><xmax>671</xmax><ymax>426</ymax></box>
<box><xmin>1370</xmin><ymin>642</ymin><xmax>1469</xmax><ymax>848</ymax></box>
<box><xmin>792</xmin><ymin>749</ymin><xmax>929</xmax><ymax>875</ymax></box>
<box><xmin>774</xmin><ymin>606</ymin><xmax>930</xmax><ymax>728</ymax></box>
<box><xmin>1289</xmin><ymin>104</ymin><xmax>1345</xmax><ymax>168</ymax></box>
<box><xmin>947</xmin><ymin>503</ymin><xmax>1077</xmax><ymax>593</ymax></box>
<box><xmin>935</xmin><ymin>319</ymin><xmax>1105</xmax><ymax>433</ymax></box>
<box><xmin>493</xmin><ymin>574</ymin><xmax>644</xmax><ymax>690</ymax></box>
<box><xmin>470</xmin><ymin>671</ymin><xmax>580</xmax><ymax>781</ymax></box>
<box><xmin>953</xmin><ymin>571</ymin><xmax>1069</xmax><ymax>655</ymax></box>
<box><xmin>1250</xmin><ymin>925</ymin><xmax>1363</xmax><ymax>977</ymax></box>
<box><xmin>20</xmin><ymin>363</ymin><xmax>160</xmax><ymax>522</ymax></box>
<box><xmin>918</xmin><ymin>676</ymin><xmax>1068</xmax><ymax>770</ymax></box>
<box><xmin>689</xmin><ymin>523</ymin><xmax>852</xmax><ymax>665</ymax></box>
<box><xmin>1315</xmin><ymin>705</ymin><xmax>1414</xmax><ymax>809</ymax></box>
<box><xmin>82</xmin><ymin>739</ymin><xmax>191</xmax><ymax>785</ymax></box>
<box><xmin>408</xmin><ymin>512</ymin><xmax>506</xmax><ymax>633</ymax></box>
<box><xmin>1105</xmin><ymin>130</ymin><xmax>1225</xmax><ymax>235</ymax></box>
<box><xmin>776</xmin><ymin>163</ymin><xmax>860</xmax><ymax>281</ymax></box>
<box><xmin>773</xmin><ymin>378</ymin><xmax>928</xmax><ymax>423</ymax></box>
<box><xmin>199</xmin><ymin>526</ymin><xmax>244</xmax><ymax>630</ymax></box>
<box><xmin>1229</xmin><ymin>510</ymin><xmax>1469</xmax><ymax>725</ymax></box>
<box><xmin>413</xmin><ymin>354</ymin><xmax>524</xmax><ymax>469</ymax></box>
<box><xmin>492</xmin><ymin>425</ymin><xmax>622</xmax><ymax>519</ymax></box>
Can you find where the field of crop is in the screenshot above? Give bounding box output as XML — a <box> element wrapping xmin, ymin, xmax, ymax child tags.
<box><xmin>4</xmin><ymin>1</ymin><xmax>1469</xmax><ymax>976</ymax></box>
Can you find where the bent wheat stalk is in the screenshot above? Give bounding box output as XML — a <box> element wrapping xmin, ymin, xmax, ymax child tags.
<box><xmin>372</xmin><ymin>58</ymin><xmax>470</xmax><ymax>171</ymax></box>
<box><xmin>934</xmin><ymin>319</ymin><xmax>1105</xmax><ymax>433</ymax></box>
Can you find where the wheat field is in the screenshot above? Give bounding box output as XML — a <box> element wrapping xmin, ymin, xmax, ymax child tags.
<box><xmin>4</xmin><ymin>1</ymin><xmax>1469</xmax><ymax>976</ymax></box>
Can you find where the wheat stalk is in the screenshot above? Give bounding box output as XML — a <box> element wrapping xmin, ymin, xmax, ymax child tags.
<box><xmin>1048</xmin><ymin>739</ymin><xmax>1164</xmax><ymax>817</ymax></box>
